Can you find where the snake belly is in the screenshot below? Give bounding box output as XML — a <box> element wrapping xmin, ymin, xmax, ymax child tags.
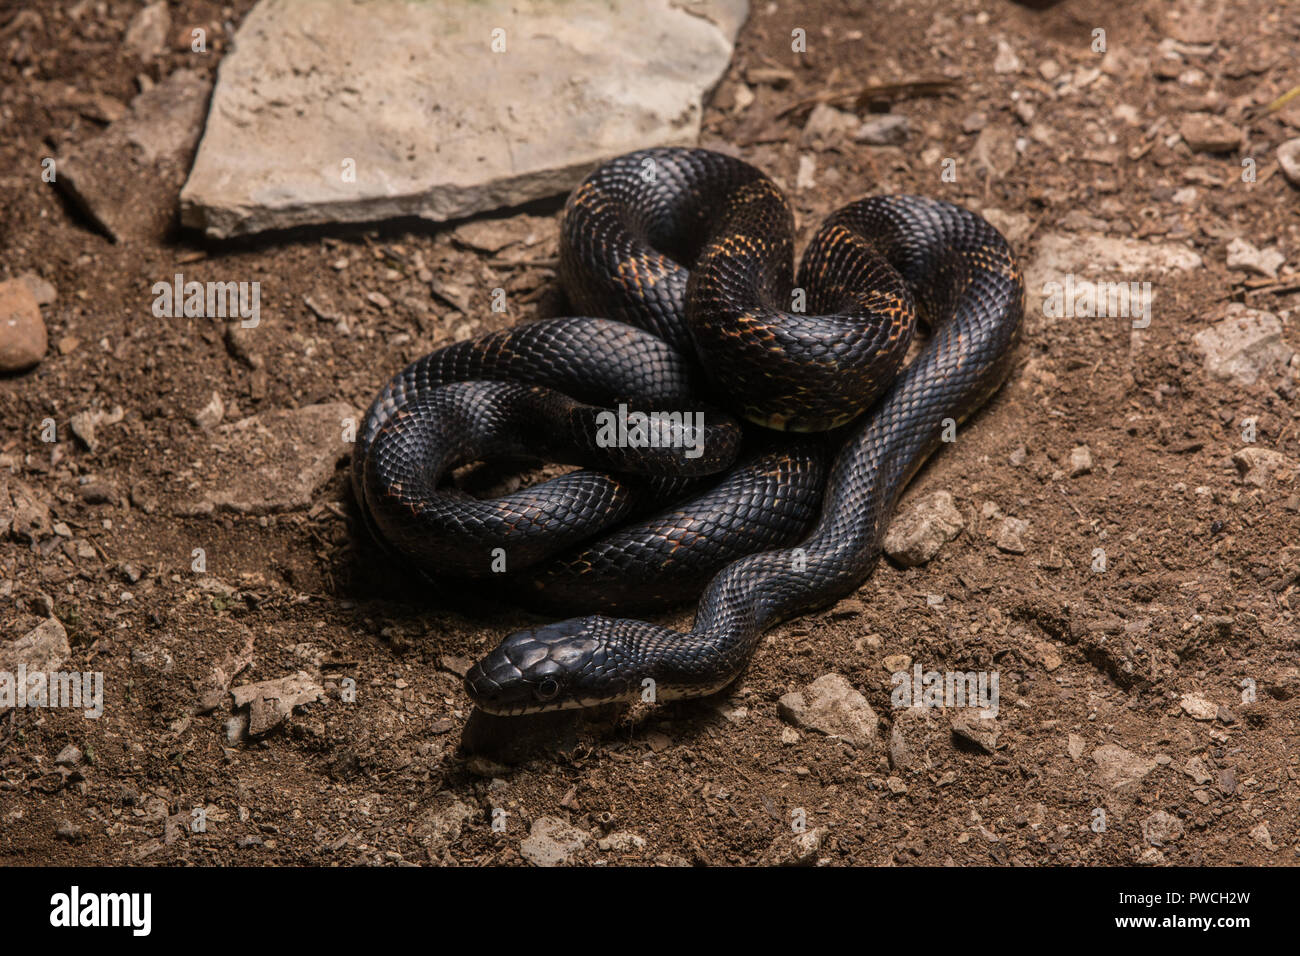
<box><xmin>354</xmin><ymin>148</ymin><xmax>1024</xmax><ymax>716</ymax></box>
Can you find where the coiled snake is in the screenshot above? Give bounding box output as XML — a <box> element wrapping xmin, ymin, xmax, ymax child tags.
<box><xmin>353</xmin><ymin>148</ymin><xmax>1023</xmax><ymax>716</ymax></box>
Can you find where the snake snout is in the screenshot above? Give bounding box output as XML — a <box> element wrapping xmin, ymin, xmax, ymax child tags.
<box><xmin>464</xmin><ymin>618</ymin><xmax>607</xmax><ymax>715</ymax></box>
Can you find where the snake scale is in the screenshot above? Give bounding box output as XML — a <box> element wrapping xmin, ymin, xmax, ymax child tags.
<box><xmin>353</xmin><ymin>147</ymin><xmax>1024</xmax><ymax>716</ymax></box>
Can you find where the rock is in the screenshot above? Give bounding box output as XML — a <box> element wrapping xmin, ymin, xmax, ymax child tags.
<box><xmin>78</xmin><ymin>482</ymin><xmax>118</xmax><ymax>506</ymax></box>
<box><xmin>413</xmin><ymin>796</ymin><xmax>476</xmax><ymax>857</ymax></box>
<box><xmin>1029</xmin><ymin>639</ymin><xmax>1062</xmax><ymax>672</ymax></box>
<box><xmin>995</xmin><ymin>517</ymin><xmax>1029</xmax><ymax>554</ymax></box>
<box><xmin>1279</xmin><ymin>138</ymin><xmax>1300</xmax><ymax>187</ymax></box>
<box><xmin>190</xmin><ymin>391</ymin><xmax>225</xmax><ymax>430</ymax></box>
<box><xmin>0</xmin><ymin>279</ymin><xmax>47</xmax><ymax>371</ymax></box>
<box><xmin>68</xmin><ymin>406</ymin><xmax>125</xmax><ymax>454</ymax></box>
<box><xmin>1067</xmin><ymin>444</ymin><xmax>1093</xmax><ymax>477</ymax></box>
<box><xmin>439</xmin><ymin>655</ymin><xmax>473</xmax><ymax>678</ymax></box>
<box><xmin>55</xmin><ymin>745</ymin><xmax>82</xmax><ymax>767</ymax></box>
<box><xmin>1179</xmin><ymin>113</ymin><xmax>1241</xmax><ymax>153</ymax></box>
<box><xmin>883</xmin><ymin>490</ymin><xmax>964</xmax><ymax>566</ymax></box>
<box><xmin>180</xmin><ymin>0</ymin><xmax>747</xmax><ymax>237</ymax></box>
<box><xmin>887</xmin><ymin>722</ymin><xmax>914</xmax><ymax>771</ymax></box>
<box><xmin>1038</xmin><ymin>59</ymin><xmax>1061</xmax><ymax>81</ymax></box>
<box><xmin>230</xmin><ymin>671</ymin><xmax>324</xmax><ymax>736</ymax></box>
<box><xmin>80</xmin><ymin>93</ymin><xmax>128</xmax><ymax>124</ymax></box>
<box><xmin>1225</xmin><ymin>237</ymin><xmax>1286</xmax><ymax>279</ymax></box>
<box><xmin>1183</xmin><ymin>756</ymin><xmax>1212</xmax><ymax>785</ymax></box>
<box><xmin>1249</xmin><ymin>822</ymin><xmax>1277</xmax><ymax>851</ymax></box>
<box><xmin>1091</xmin><ymin>743</ymin><xmax>1157</xmax><ymax>789</ymax></box>
<box><xmin>1179</xmin><ymin>693</ymin><xmax>1218</xmax><ymax>721</ymax></box>
<box><xmin>520</xmin><ymin>816</ymin><xmax>589</xmax><ymax>867</ymax></box>
<box><xmin>882</xmin><ymin>653</ymin><xmax>911</xmax><ymax>673</ymax></box>
<box><xmin>714</xmin><ymin>702</ymin><xmax>747</xmax><ymax>723</ymax></box>
<box><xmin>56</xmin><ymin>69</ymin><xmax>212</xmax><ymax>242</ymax></box>
<box><xmin>1026</xmin><ymin>232</ymin><xmax>1201</xmax><ymax>322</ymax></box>
<box><xmin>801</xmin><ymin>103</ymin><xmax>858</xmax><ymax>149</ymax></box>
<box><xmin>1193</xmin><ymin>306</ymin><xmax>1293</xmax><ymax>386</ymax></box>
<box><xmin>970</xmin><ymin>124</ymin><xmax>1017</xmax><ymax>178</ymax></box>
<box><xmin>950</xmin><ymin>714</ymin><xmax>999</xmax><ymax>754</ymax></box>
<box><xmin>131</xmin><ymin>644</ymin><xmax>175</xmax><ymax>674</ymax></box>
<box><xmin>1</xmin><ymin>478</ymin><xmax>53</xmax><ymax>543</ymax></box>
<box><xmin>1141</xmin><ymin>811</ymin><xmax>1184</xmax><ymax>846</ymax></box>
<box><xmin>176</xmin><ymin>402</ymin><xmax>356</xmax><ymax>515</ymax></box>
<box><xmin>760</xmin><ymin>827</ymin><xmax>824</xmax><ymax>866</ymax></box>
<box><xmin>55</xmin><ymin>821</ymin><xmax>84</xmax><ymax>843</ymax></box>
<box><xmin>0</xmin><ymin>618</ymin><xmax>71</xmax><ymax>715</ymax></box>
<box><xmin>451</xmin><ymin>216</ymin><xmax>550</xmax><ymax>255</ymax></box>
<box><xmin>1231</xmin><ymin>447</ymin><xmax>1296</xmax><ymax>487</ymax></box>
<box><xmin>980</xmin><ymin>208</ymin><xmax>1032</xmax><ymax>246</ymax></box>
<box><xmin>795</xmin><ymin>154</ymin><xmax>817</xmax><ymax>190</ymax></box>
<box><xmin>129</xmin><ymin>484</ymin><xmax>159</xmax><ymax>514</ymax></box>
<box><xmin>123</xmin><ymin>1</ymin><xmax>170</xmax><ymax>59</ymax></box>
<box><xmin>16</xmin><ymin>272</ymin><xmax>57</xmax><ymax>306</ymax></box>
<box><xmin>854</xmin><ymin>114</ymin><xmax>910</xmax><ymax>146</ymax></box>
<box><xmin>731</xmin><ymin>83</ymin><xmax>754</xmax><ymax>113</ymax></box>
<box><xmin>597</xmin><ymin>831</ymin><xmax>646</xmax><ymax>852</ymax></box>
<box><xmin>993</xmin><ymin>39</ymin><xmax>1022</xmax><ymax>74</ymax></box>
<box><xmin>1067</xmin><ymin>733</ymin><xmax>1086</xmax><ymax>761</ymax></box>
<box><xmin>777</xmin><ymin>674</ymin><xmax>878</xmax><ymax>749</ymax></box>
<box><xmin>223</xmin><ymin>713</ymin><xmax>249</xmax><ymax>745</ymax></box>
<box><xmin>1218</xmin><ymin>767</ymin><xmax>1238</xmax><ymax>796</ymax></box>
<box><xmin>163</xmin><ymin>812</ymin><xmax>190</xmax><ymax>846</ymax></box>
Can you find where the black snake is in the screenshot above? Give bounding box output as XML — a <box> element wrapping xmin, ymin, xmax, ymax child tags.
<box><xmin>353</xmin><ymin>148</ymin><xmax>1023</xmax><ymax>716</ymax></box>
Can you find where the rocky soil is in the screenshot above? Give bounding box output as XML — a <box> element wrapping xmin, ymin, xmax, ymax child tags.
<box><xmin>1</xmin><ymin>0</ymin><xmax>1298</xmax><ymax>866</ymax></box>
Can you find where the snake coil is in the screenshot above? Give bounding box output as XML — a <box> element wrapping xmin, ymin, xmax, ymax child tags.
<box><xmin>353</xmin><ymin>148</ymin><xmax>1023</xmax><ymax>715</ymax></box>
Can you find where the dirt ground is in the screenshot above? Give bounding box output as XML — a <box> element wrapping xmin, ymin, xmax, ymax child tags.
<box><xmin>2</xmin><ymin>0</ymin><xmax>1298</xmax><ymax>867</ymax></box>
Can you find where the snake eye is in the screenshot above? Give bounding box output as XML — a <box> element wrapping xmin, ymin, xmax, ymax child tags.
<box><xmin>536</xmin><ymin>678</ymin><xmax>561</xmax><ymax>701</ymax></box>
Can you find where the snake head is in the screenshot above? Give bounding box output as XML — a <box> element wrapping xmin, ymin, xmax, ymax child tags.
<box><xmin>465</xmin><ymin>618</ymin><xmax>633</xmax><ymax>716</ymax></box>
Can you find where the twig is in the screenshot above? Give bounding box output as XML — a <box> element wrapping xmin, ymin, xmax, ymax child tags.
<box><xmin>1252</xmin><ymin>84</ymin><xmax>1300</xmax><ymax>119</ymax></box>
<box><xmin>1058</xmin><ymin>486</ymin><xmax>1087</xmax><ymax>521</ymax></box>
<box><xmin>775</xmin><ymin>78</ymin><xmax>957</xmax><ymax>121</ymax></box>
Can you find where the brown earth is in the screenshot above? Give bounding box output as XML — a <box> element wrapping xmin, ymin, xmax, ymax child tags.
<box><xmin>1</xmin><ymin>0</ymin><xmax>1298</xmax><ymax>866</ymax></box>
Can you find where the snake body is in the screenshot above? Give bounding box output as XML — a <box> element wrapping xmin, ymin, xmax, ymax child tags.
<box><xmin>354</xmin><ymin>148</ymin><xmax>1023</xmax><ymax>715</ymax></box>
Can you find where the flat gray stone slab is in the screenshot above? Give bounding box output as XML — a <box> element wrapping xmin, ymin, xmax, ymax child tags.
<box><xmin>174</xmin><ymin>402</ymin><xmax>358</xmax><ymax>516</ymax></box>
<box><xmin>181</xmin><ymin>0</ymin><xmax>748</xmax><ymax>238</ymax></box>
<box><xmin>1025</xmin><ymin>232</ymin><xmax>1202</xmax><ymax>329</ymax></box>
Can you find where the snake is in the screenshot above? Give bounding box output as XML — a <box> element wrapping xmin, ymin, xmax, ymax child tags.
<box><xmin>353</xmin><ymin>147</ymin><xmax>1024</xmax><ymax>716</ymax></box>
